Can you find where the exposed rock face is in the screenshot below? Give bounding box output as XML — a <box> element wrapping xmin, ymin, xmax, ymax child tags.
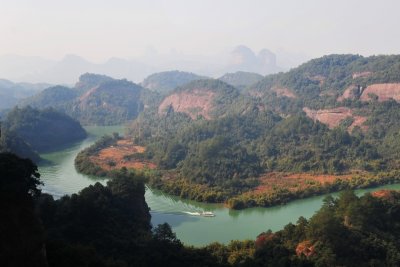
<box><xmin>303</xmin><ymin>107</ymin><xmax>352</xmax><ymax>128</ymax></box>
<box><xmin>360</xmin><ymin>83</ymin><xmax>400</xmax><ymax>102</ymax></box>
<box><xmin>158</xmin><ymin>89</ymin><xmax>216</xmax><ymax>120</ymax></box>
<box><xmin>303</xmin><ymin>107</ymin><xmax>367</xmax><ymax>131</ymax></box>
<box><xmin>337</xmin><ymin>86</ymin><xmax>360</xmax><ymax>101</ymax></box>
<box><xmin>371</xmin><ymin>190</ymin><xmax>400</xmax><ymax>202</ymax></box>
<box><xmin>352</xmin><ymin>71</ymin><xmax>372</xmax><ymax>79</ymax></box>
<box><xmin>296</xmin><ymin>240</ymin><xmax>315</xmax><ymax>257</ymax></box>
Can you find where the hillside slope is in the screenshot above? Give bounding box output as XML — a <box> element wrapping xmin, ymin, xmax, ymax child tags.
<box><xmin>219</xmin><ymin>71</ymin><xmax>264</xmax><ymax>91</ymax></box>
<box><xmin>141</xmin><ymin>70</ymin><xmax>207</xmax><ymax>93</ymax></box>
<box><xmin>121</xmin><ymin>54</ymin><xmax>400</xmax><ymax>207</ymax></box>
<box><xmin>21</xmin><ymin>73</ymin><xmax>151</xmax><ymax>125</ymax></box>
<box><xmin>3</xmin><ymin>106</ymin><xmax>86</xmax><ymax>152</ymax></box>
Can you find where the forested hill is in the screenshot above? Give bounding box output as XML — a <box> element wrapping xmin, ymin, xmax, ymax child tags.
<box><xmin>0</xmin><ymin>123</ymin><xmax>40</xmax><ymax>162</ymax></box>
<box><xmin>141</xmin><ymin>70</ymin><xmax>207</xmax><ymax>93</ymax></box>
<box><xmin>21</xmin><ymin>73</ymin><xmax>149</xmax><ymax>125</ymax></box>
<box><xmin>157</xmin><ymin>79</ymin><xmax>247</xmax><ymax>120</ymax></box>
<box><xmin>248</xmin><ymin>54</ymin><xmax>400</xmax><ymax>112</ymax></box>
<box><xmin>123</xmin><ymin>54</ymin><xmax>400</xmax><ymax>207</ymax></box>
<box><xmin>0</xmin><ymin>79</ymin><xmax>51</xmax><ymax>110</ymax></box>
<box><xmin>2</xmin><ymin>106</ymin><xmax>86</xmax><ymax>152</ymax></box>
<box><xmin>218</xmin><ymin>71</ymin><xmax>264</xmax><ymax>91</ymax></box>
<box><xmin>3</xmin><ymin>152</ymin><xmax>400</xmax><ymax>266</ymax></box>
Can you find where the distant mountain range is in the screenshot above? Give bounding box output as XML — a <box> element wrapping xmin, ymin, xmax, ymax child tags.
<box><xmin>0</xmin><ymin>79</ymin><xmax>51</xmax><ymax>110</ymax></box>
<box><xmin>0</xmin><ymin>46</ymin><xmax>299</xmax><ymax>84</ymax></box>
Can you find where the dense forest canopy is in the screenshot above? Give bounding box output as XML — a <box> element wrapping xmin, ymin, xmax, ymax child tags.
<box><xmin>2</xmin><ymin>106</ymin><xmax>86</xmax><ymax>153</ymax></box>
<box><xmin>218</xmin><ymin>71</ymin><xmax>264</xmax><ymax>91</ymax></box>
<box><xmin>3</xmin><ymin>152</ymin><xmax>400</xmax><ymax>266</ymax></box>
<box><xmin>121</xmin><ymin>54</ymin><xmax>400</xmax><ymax>205</ymax></box>
<box><xmin>141</xmin><ymin>70</ymin><xmax>207</xmax><ymax>93</ymax></box>
<box><xmin>20</xmin><ymin>73</ymin><xmax>150</xmax><ymax>125</ymax></box>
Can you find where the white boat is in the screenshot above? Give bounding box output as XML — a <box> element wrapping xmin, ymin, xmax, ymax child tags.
<box><xmin>183</xmin><ymin>211</ymin><xmax>215</xmax><ymax>217</ymax></box>
<box><xmin>201</xmin><ymin>211</ymin><xmax>215</xmax><ymax>217</ymax></box>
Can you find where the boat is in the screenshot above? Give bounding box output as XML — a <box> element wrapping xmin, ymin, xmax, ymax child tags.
<box><xmin>201</xmin><ymin>211</ymin><xmax>215</xmax><ymax>217</ymax></box>
<box><xmin>183</xmin><ymin>211</ymin><xmax>215</xmax><ymax>217</ymax></box>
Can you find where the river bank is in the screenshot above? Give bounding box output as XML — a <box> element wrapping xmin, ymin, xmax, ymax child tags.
<box><xmin>38</xmin><ymin>126</ymin><xmax>400</xmax><ymax>246</ymax></box>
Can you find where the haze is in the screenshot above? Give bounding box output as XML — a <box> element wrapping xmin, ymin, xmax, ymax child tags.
<box><xmin>1</xmin><ymin>0</ymin><xmax>400</xmax><ymax>83</ymax></box>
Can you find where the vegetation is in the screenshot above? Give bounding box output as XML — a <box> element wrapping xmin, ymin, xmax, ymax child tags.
<box><xmin>75</xmin><ymin>134</ymin><xmax>120</xmax><ymax>176</ymax></box>
<box><xmin>3</xmin><ymin>153</ymin><xmax>400</xmax><ymax>266</ymax></box>
<box><xmin>141</xmin><ymin>70</ymin><xmax>207</xmax><ymax>93</ymax></box>
<box><xmin>21</xmin><ymin>73</ymin><xmax>151</xmax><ymax>125</ymax></box>
<box><xmin>70</xmin><ymin>79</ymin><xmax>145</xmax><ymax>125</ymax></box>
<box><xmin>0</xmin><ymin>79</ymin><xmax>49</xmax><ymax>110</ymax></box>
<box><xmin>219</xmin><ymin>71</ymin><xmax>264</xmax><ymax>91</ymax></box>
<box><xmin>120</xmin><ymin>54</ymin><xmax>400</xmax><ymax>207</ymax></box>
<box><xmin>0</xmin><ymin>122</ymin><xmax>41</xmax><ymax>162</ymax></box>
<box><xmin>0</xmin><ymin>153</ymin><xmax>46</xmax><ymax>267</ymax></box>
<box><xmin>248</xmin><ymin>54</ymin><xmax>400</xmax><ymax>111</ymax></box>
<box><xmin>3</xmin><ymin>106</ymin><xmax>86</xmax><ymax>152</ymax></box>
<box><xmin>19</xmin><ymin>85</ymin><xmax>77</xmax><ymax>112</ymax></box>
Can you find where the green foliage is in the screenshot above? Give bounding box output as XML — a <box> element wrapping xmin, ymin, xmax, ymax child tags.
<box><xmin>219</xmin><ymin>71</ymin><xmax>264</xmax><ymax>91</ymax></box>
<box><xmin>22</xmin><ymin>73</ymin><xmax>152</xmax><ymax>126</ymax></box>
<box><xmin>70</xmin><ymin>79</ymin><xmax>144</xmax><ymax>125</ymax></box>
<box><xmin>74</xmin><ymin>73</ymin><xmax>114</xmax><ymax>94</ymax></box>
<box><xmin>19</xmin><ymin>85</ymin><xmax>77</xmax><ymax>111</ymax></box>
<box><xmin>141</xmin><ymin>70</ymin><xmax>207</xmax><ymax>93</ymax></box>
<box><xmin>130</xmin><ymin>106</ymin><xmax>386</xmax><ymax>204</ymax></box>
<box><xmin>0</xmin><ymin>153</ymin><xmax>47</xmax><ymax>267</ymax></box>
<box><xmin>248</xmin><ymin>54</ymin><xmax>400</xmax><ymax>111</ymax></box>
<box><xmin>128</xmin><ymin>55</ymin><xmax>400</xmax><ymax>206</ymax></box>
<box><xmin>75</xmin><ymin>134</ymin><xmax>118</xmax><ymax>177</ymax></box>
<box><xmin>3</xmin><ymin>105</ymin><xmax>87</xmax><ymax>152</ymax></box>
<box><xmin>4</xmin><ymin>153</ymin><xmax>400</xmax><ymax>266</ymax></box>
<box><xmin>0</xmin><ymin>124</ymin><xmax>41</xmax><ymax>162</ymax></box>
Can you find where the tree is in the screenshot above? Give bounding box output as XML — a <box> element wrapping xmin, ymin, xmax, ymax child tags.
<box><xmin>0</xmin><ymin>153</ymin><xmax>47</xmax><ymax>267</ymax></box>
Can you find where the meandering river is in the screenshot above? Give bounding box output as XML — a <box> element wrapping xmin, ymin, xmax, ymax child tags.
<box><xmin>39</xmin><ymin>126</ymin><xmax>400</xmax><ymax>246</ymax></box>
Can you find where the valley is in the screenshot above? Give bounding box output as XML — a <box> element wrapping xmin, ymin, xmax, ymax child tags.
<box><xmin>37</xmin><ymin>126</ymin><xmax>400</xmax><ymax>246</ymax></box>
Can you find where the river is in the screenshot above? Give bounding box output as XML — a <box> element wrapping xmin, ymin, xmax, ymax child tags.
<box><xmin>39</xmin><ymin>126</ymin><xmax>400</xmax><ymax>246</ymax></box>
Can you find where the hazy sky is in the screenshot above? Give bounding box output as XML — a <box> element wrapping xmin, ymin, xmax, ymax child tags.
<box><xmin>1</xmin><ymin>0</ymin><xmax>400</xmax><ymax>62</ymax></box>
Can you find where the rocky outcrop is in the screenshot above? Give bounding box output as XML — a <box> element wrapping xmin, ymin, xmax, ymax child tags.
<box><xmin>360</xmin><ymin>83</ymin><xmax>400</xmax><ymax>102</ymax></box>
<box><xmin>303</xmin><ymin>107</ymin><xmax>367</xmax><ymax>131</ymax></box>
<box><xmin>158</xmin><ymin>89</ymin><xmax>216</xmax><ymax>120</ymax></box>
<box><xmin>337</xmin><ymin>86</ymin><xmax>360</xmax><ymax>101</ymax></box>
<box><xmin>296</xmin><ymin>240</ymin><xmax>315</xmax><ymax>257</ymax></box>
<box><xmin>352</xmin><ymin>71</ymin><xmax>372</xmax><ymax>79</ymax></box>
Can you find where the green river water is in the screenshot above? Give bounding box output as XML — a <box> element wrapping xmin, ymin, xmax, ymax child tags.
<box><xmin>39</xmin><ymin>126</ymin><xmax>400</xmax><ymax>246</ymax></box>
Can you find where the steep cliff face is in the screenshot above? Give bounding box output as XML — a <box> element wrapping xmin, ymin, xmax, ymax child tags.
<box><xmin>303</xmin><ymin>107</ymin><xmax>367</xmax><ymax>131</ymax></box>
<box><xmin>159</xmin><ymin>89</ymin><xmax>216</xmax><ymax>119</ymax></box>
<box><xmin>360</xmin><ymin>83</ymin><xmax>400</xmax><ymax>102</ymax></box>
<box><xmin>158</xmin><ymin>79</ymin><xmax>240</xmax><ymax>120</ymax></box>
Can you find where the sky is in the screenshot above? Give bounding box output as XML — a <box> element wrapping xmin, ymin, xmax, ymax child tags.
<box><xmin>1</xmin><ymin>0</ymin><xmax>400</xmax><ymax>62</ymax></box>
